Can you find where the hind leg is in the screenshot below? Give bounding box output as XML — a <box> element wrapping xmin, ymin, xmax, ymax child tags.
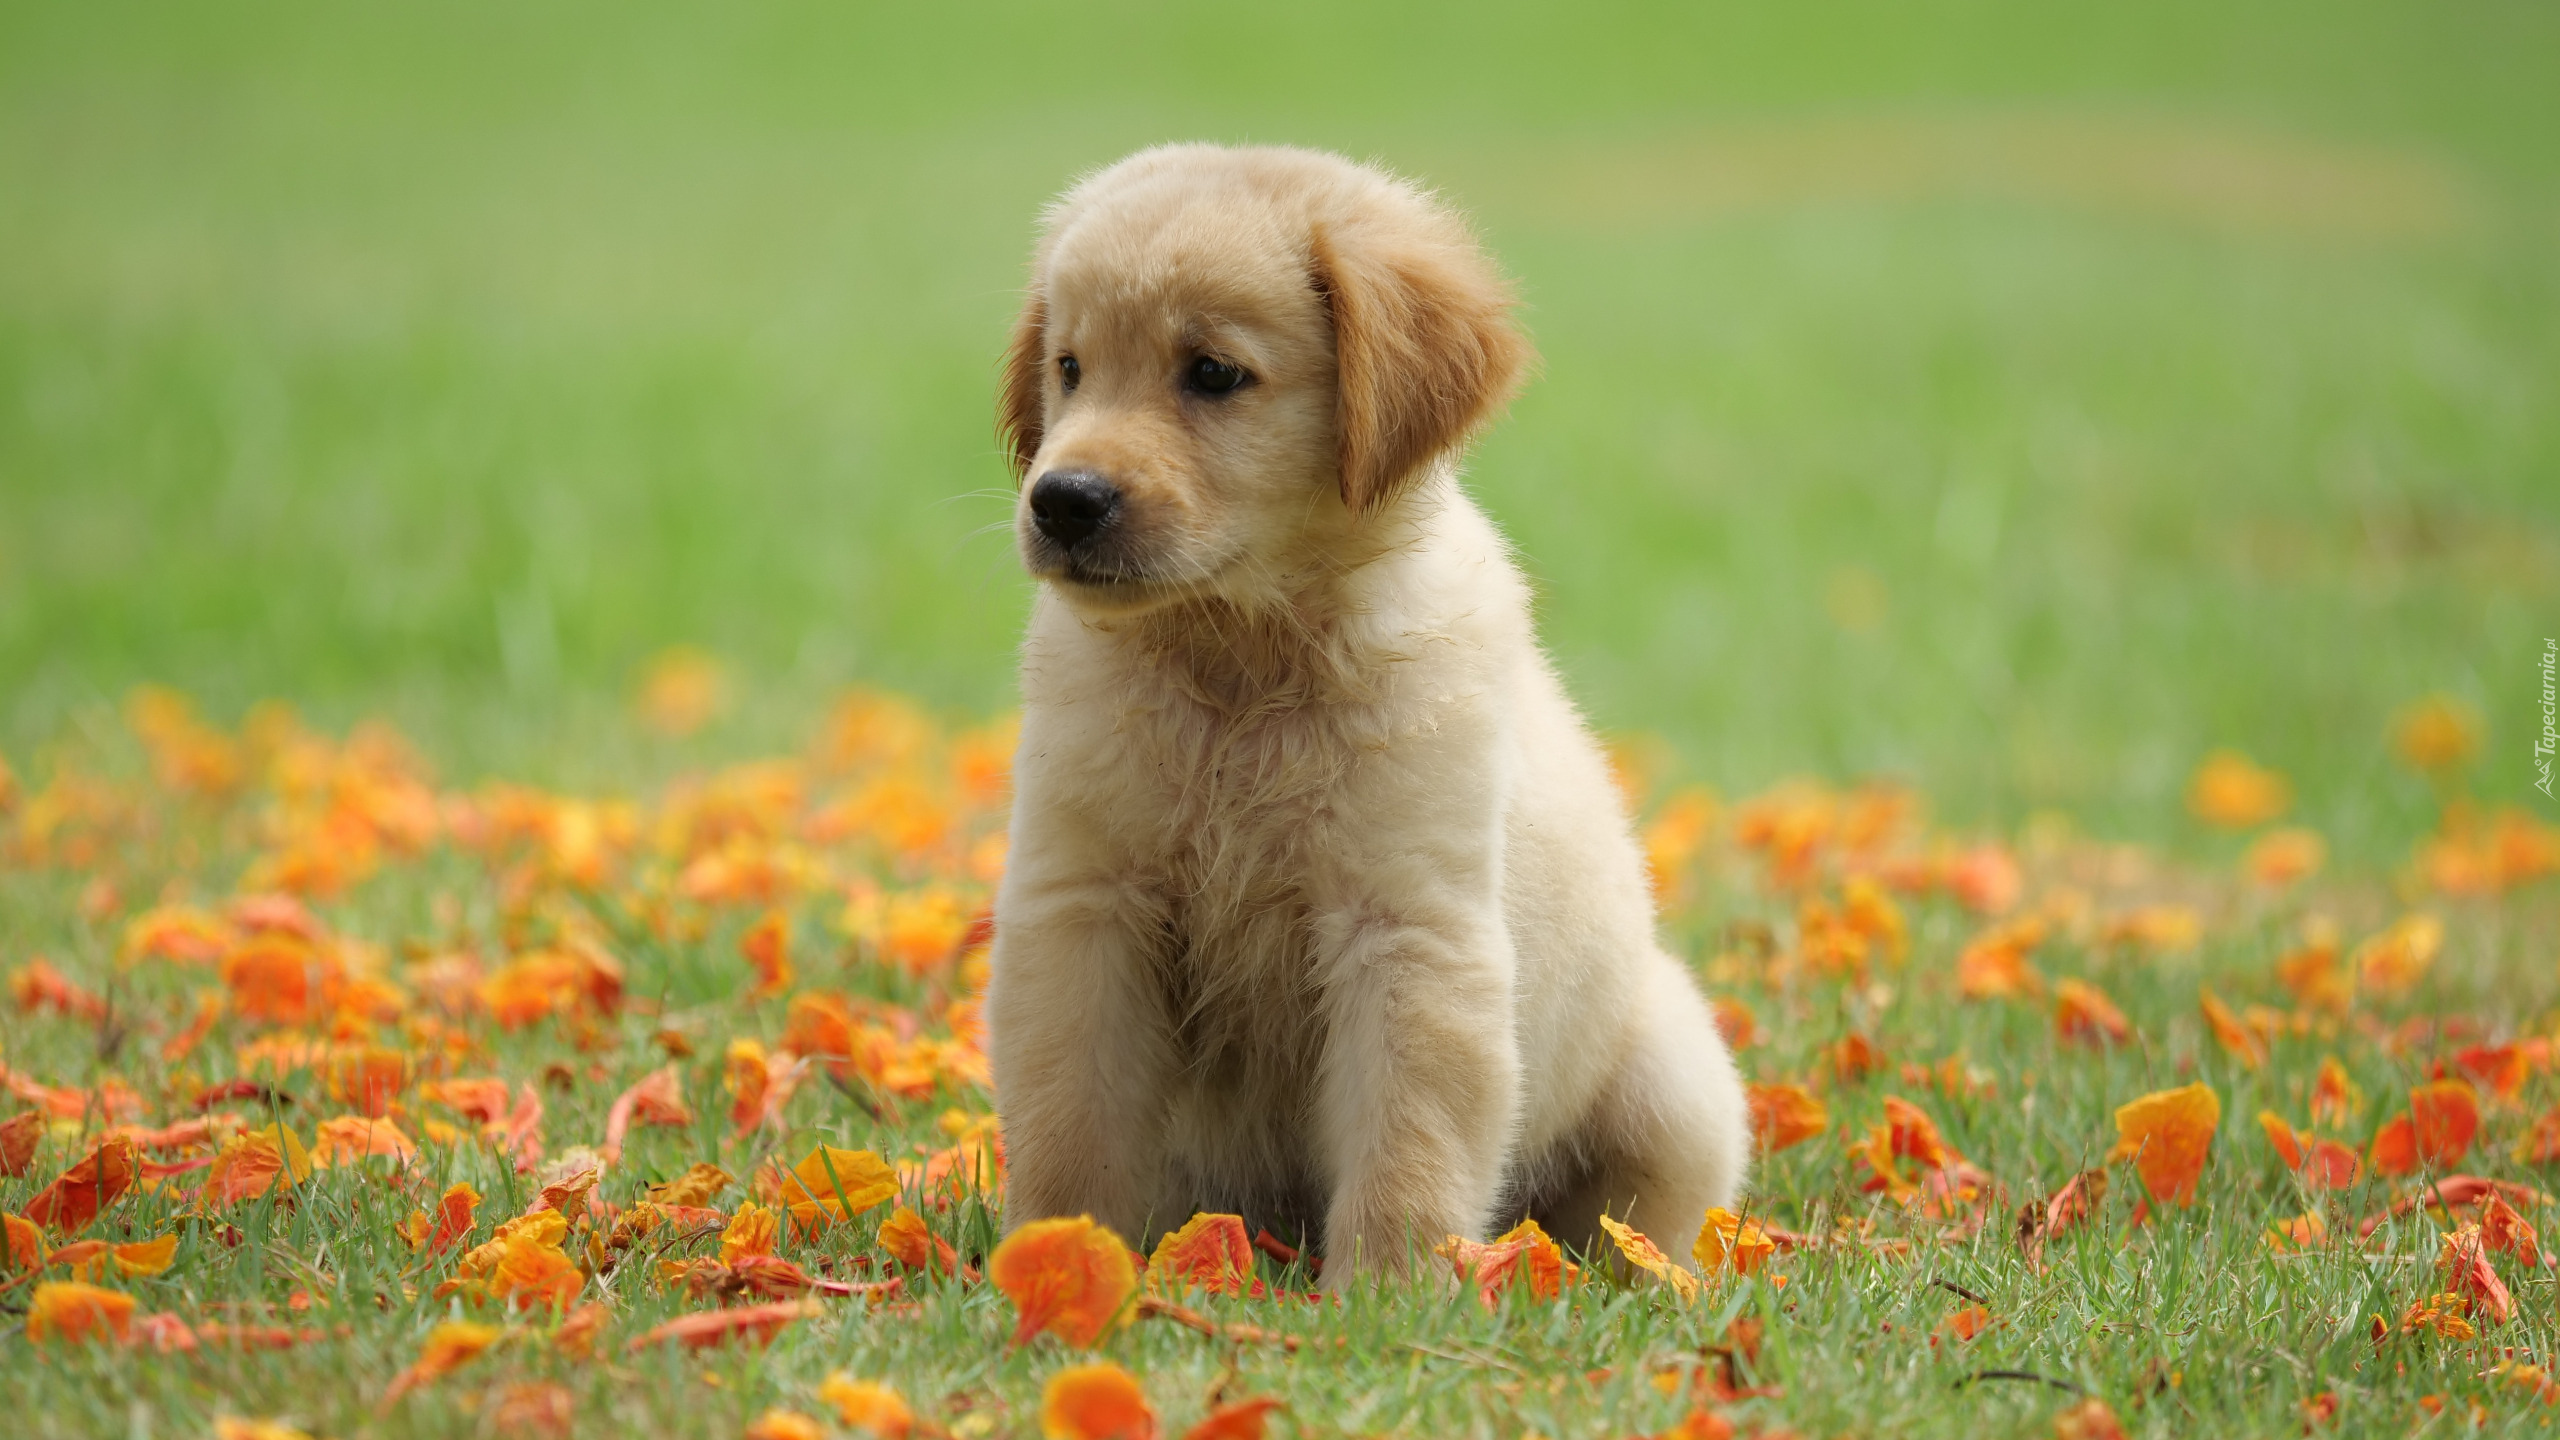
<box><xmin>1530</xmin><ymin>952</ymin><xmax>1749</xmax><ymax>1262</ymax></box>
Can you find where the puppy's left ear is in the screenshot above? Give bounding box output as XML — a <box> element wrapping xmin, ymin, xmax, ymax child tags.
<box><xmin>1312</xmin><ymin>214</ymin><xmax>1534</xmax><ymax>513</ymax></box>
<box><xmin>998</xmin><ymin>289</ymin><xmax>1049</xmax><ymax>481</ymax></box>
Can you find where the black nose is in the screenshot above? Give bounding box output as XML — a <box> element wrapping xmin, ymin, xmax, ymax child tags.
<box><xmin>1029</xmin><ymin>469</ymin><xmax>1120</xmax><ymax>549</ymax></box>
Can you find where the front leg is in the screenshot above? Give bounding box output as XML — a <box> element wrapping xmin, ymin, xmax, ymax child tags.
<box><xmin>1311</xmin><ymin>862</ymin><xmax>1521</xmax><ymax>1283</ymax></box>
<box><xmin>985</xmin><ymin>821</ymin><xmax>1174</xmax><ymax>1241</ymax></box>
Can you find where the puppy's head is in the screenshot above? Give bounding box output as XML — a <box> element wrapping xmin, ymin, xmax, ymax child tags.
<box><xmin>1001</xmin><ymin>145</ymin><xmax>1532</xmax><ymax>617</ymax></box>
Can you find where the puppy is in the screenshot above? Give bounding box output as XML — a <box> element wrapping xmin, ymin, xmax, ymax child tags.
<box><xmin>984</xmin><ymin>144</ymin><xmax>1748</xmax><ymax>1279</ymax></box>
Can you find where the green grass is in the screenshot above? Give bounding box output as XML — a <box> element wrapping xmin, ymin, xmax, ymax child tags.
<box><xmin>3</xmin><ymin>1</ymin><xmax>2559</xmax><ymax>1435</ymax></box>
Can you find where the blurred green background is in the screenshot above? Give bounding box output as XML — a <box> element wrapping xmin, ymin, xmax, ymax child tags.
<box><xmin>3</xmin><ymin>1</ymin><xmax>2554</xmax><ymax>855</ymax></box>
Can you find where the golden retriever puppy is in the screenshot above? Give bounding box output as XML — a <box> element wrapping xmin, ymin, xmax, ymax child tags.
<box><xmin>985</xmin><ymin>144</ymin><xmax>1748</xmax><ymax>1280</ymax></box>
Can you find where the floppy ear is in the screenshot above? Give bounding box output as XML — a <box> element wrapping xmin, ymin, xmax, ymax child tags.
<box><xmin>1311</xmin><ymin>218</ymin><xmax>1533</xmax><ymax>513</ymax></box>
<box><xmin>998</xmin><ymin>289</ymin><xmax>1049</xmax><ymax>481</ymax></box>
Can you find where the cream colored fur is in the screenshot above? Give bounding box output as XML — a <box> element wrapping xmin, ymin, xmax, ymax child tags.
<box><xmin>984</xmin><ymin>144</ymin><xmax>1749</xmax><ymax>1281</ymax></box>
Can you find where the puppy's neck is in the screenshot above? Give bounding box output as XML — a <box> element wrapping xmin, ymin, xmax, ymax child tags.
<box><xmin>1120</xmin><ymin>476</ymin><xmax>1452</xmax><ymax>718</ymax></box>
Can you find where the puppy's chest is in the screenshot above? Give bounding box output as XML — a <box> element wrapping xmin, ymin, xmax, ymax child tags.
<box><xmin>1107</xmin><ymin>695</ymin><xmax>1371</xmax><ymax>1055</ymax></box>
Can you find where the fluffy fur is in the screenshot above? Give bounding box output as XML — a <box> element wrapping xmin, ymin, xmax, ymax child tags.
<box><xmin>984</xmin><ymin>144</ymin><xmax>1749</xmax><ymax>1279</ymax></box>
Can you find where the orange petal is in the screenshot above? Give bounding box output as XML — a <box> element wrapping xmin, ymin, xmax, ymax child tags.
<box><xmin>1179</xmin><ymin>1397</ymin><xmax>1284</xmax><ymax>1440</ymax></box>
<box><xmin>0</xmin><ymin>1109</ymin><xmax>43</xmax><ymax>1176</ymax></box>
<box><xmin>2109</xmin><ymin>1083</ymin><xmax>2220</xmax><ymax>1207</ymax></box>
<box><xmin>722</xmin><ymin>1201</ymin><xmax>781</xmax><ymax>1264</ymax></box>
<box><xmin>740</xmin><ymin>912</ymin><xmax>794</xmax><ymax>999</ymax></box>
<box><xmin>1040</xmin><ymin>1362</ymin><xmax>1156</xmax><ymax>1440</ymax></box>
<box><xmin>382</xmin><ymin>1320</ymin><xmax>502</xmax><ymax>1407</ymax></box>
<box><xmin>745</xmin><ymin>1411</ymin><xmax>826</xmax><ymax>1440</ymax></box>
<box><xmin>991</xmin><ymin>1216</ymin><xmax>1139</xmax><ymax>1347</ymax></box>
<box><xmin>1598</xmin><ymin>1213</ymin><xmax>1699</xmax><ymax>1303</ymax></box>
<box><xmin>25</xmin><ymin>1280</ymin><xmax>136</xmax><ymax>1344</ymax></box>
<box><xmin>111</xmin><ymin>1234</ymin><xmax>179</xmax><ymax>1277</ymax></box>
<box><xmin>2257</xmin><ymin>1110</ymin><xmax>2306</xmax><ymax>1170</ymax></box>
<box><xmin>21</xmin><ymin>1135</ymin><xmax>140</xmax><ymax>1233</ymax></box>
<box><xmin>2411</xmin><ymin>1079</ymin><xmax>2480</xmax><ymax>1168</ymax></box>
<box><xmin>624</xmin><ymin>1300</ymin><xmax>821</xmax><ymax>1352</ymax></box>
<box><xmin>778</xmin><ymin>1145</ymin><xmax>898</xmax><ymax>1230</ymax></box>
<box><xmin>1745</xmin><ymin>1083</ymin><xmax>1828</xmax><ymax>1154</ymax></box>
<box><xmin>818</xmin><ymin>1374</ymin><xmax>915</xmax><ymax>1438</ymax></box>
<box><xmin>2200</xmin><ymin>988</ymin><xmax>2267</xmax><ymax>1069</ymax></box>
<box><xmin>1692</xmin><ymin>1207</ymin><xmax>1774</xmax><ymax>1276</ymax></box>
<box><xmin>2440</xmin><ymin>1223</ymin><xmax>2514</xmax><ymax>1326</ymax></box>
<box><xmin>1146</xmin><ymin>1213</ymin><xmax>1255</xmax><ymax>1297</ymax></box>
<box><xmin>2371</xmin><ymin>1114</ymin><xmax>2420</xmax><ymax>1178</ymax></box>
<box><xmin>2053</xmin><ymin>978</ymin><xmax>2130</xmax><ymax>1046</ymax></box>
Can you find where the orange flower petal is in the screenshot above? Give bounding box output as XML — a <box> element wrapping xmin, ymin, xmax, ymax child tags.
<box><xmin>818</xmin><ymin>1374</ymin><xmax>915</xmax><ymax>1438</ymax></box>
<box><xmin>25</xmin><ymin>1280</ymin><xmax>136</xmax><ymax>1344</ymax></box>
<box><xmin>1040</xmin><ymin>1362</ymin><xmax>1156</xmax><ymax>1440</ymax></box>
<box><xmin>1178</xmin><ymin>1397</ymin><xmax>1284</xmax><ymax>1440</ymax></box>
<box><xmin>1146</xmin><ymin>1213</ymin><xmax>1255</xmax><ymax>1297</ymax></box>
<box><xmin>2411</xmin><ymin>1079</ymin><xmax>2480</xmax><ymax>1169</ymax></box>
<box><xmin>1745</xmin><ymin>1083</ymin><xmax>1828</xmax><ymax>1154</ymax></box>
<box><xmin>991</xmin><ymin>1216</ymin><xmax>1139</xmax><ymax>1347</ymax></box>
<box><xmin>2109</xmin><ymin>1083</ymin><xmax>2219</xmax><ymax>1207</ymax></box>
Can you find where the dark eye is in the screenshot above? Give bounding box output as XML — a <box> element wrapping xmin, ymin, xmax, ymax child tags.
<box><xmin>1184</xmin><ymin>355</ymin><xmax>1250</xmax><ymax>396</ymax></box>
<box><xmin>1058</xmin><ymin>355</ymin><xmax>1080</xmax><ymax>392</ymax></box>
